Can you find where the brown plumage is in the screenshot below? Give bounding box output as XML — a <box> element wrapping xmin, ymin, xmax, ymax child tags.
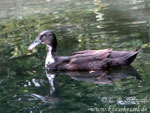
<box><xmin>28</xmin><ymin>30</ymin><xmax>140</xmax><ymax>71</ymax></box>
<box><xmin>55</xmin><ymin>48</ymin><xmax>140</xmax><ymax>71</ymax></box>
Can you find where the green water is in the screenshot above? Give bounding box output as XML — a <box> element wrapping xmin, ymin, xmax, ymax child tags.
<box><xmin>0</xmin><ymin>0</ymin><xmax>150</xmax><ymax>113</ymax></box>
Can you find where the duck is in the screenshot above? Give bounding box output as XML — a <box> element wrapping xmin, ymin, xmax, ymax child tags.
<box><xmin>28</xmin><ymin>30</ymin><xmax>140</xmax><ymax>71</ymax></box>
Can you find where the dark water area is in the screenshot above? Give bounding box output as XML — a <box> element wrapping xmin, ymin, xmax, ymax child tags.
<box><xmin>0</xmin><ymin>0</ymin><xmax>150</xmax><ymax>112</ymax></box>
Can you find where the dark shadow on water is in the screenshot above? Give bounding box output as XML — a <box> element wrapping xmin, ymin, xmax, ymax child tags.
<box><xmin>50</xmin><ymin>66</ymin><xmax>141</xmax><ymax>85</ymax></box>
<box><xmin>32</xmin><ymin>66</ymin><xmax>141</xmax><ymax>104</ymax></box>
<box><xmin>57</xmin><ymin>66</ymin><xmax>141</xmax><ymax>84</ymax></box>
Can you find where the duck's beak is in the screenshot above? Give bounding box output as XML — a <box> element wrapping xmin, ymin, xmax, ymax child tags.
<box><xmin>28</xmin><ymin>36</ymin><xmax>41</xmax><ymax>50</ymax></box>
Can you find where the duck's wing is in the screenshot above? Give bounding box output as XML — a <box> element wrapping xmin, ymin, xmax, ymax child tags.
<box><xmin>57</xmin><ymin>49</ymin><xmax>112</xmax><ymax>63</ymax></box>
<box><xmin>69</xmin><ymin>48</ymin><xmax>139</xmax><ymax>65</ymax></box>
<box><xmin>71</xmin><ymin>48</ymin><xmax>112</xmax><ymax>56</ymax></box>
<box><xmin>56</xmin><ymin>48</ymin><xmax>139</xmax><ymax>71</ymax></box>
<box><xmin>69</xmin><ymin>48</ymin><xmax>112</xmax><ymax>64</ymax></box>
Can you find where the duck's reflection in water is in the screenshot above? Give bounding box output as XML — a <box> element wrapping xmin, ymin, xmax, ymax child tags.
<box><xmin>31</xmin><ymin>66</ymin><xmax>141</xmax><ymax>103</ymax></box>
<box><xmin>31</xmin><ymin>73</ymin><xmax>59</xmax><ymax>104</ymax></box>
<box><xmin>53</xmin><ymin>66</ymin><xmax>141</xmax><ymax>84</ymax></box>
<box><xmin>46</xmin><ymin>72</ymin><xmax>56</xmax><ymax>94</ymax></box>
<box><xmin>64</xmin><ymin>66</ymin><xmax>141</xmax><ymax>84</ymax></box>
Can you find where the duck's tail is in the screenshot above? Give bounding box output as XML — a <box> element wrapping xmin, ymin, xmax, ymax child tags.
<box><xmin>125</xmin><ymin>47</ymin><xmax>140</xmax><ymax>65</ymax></box>
<box><xmin>135</xmin><ymin>46</ymin><xmax>141</xmax><ymax>52</ymax></box>
<box><xmin>103</xmin><ymin>47</ymin><xmax>140</xmax><ymax>69</ymax></box>
<box><xmin>126</xmin><ymin>53</ymin><xmax>138</xmax><ymax>65</ymax></box>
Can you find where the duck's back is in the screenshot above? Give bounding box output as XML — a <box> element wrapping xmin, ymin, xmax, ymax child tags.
<box><xmin>54</xmin><ymin>48</ymin><xmax>139</xmax><ymax>71</ymax></box>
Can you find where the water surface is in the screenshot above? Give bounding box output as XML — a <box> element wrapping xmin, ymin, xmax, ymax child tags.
<box><xmin>0</xmin><ymin>0</ymin><xmax>150</xmax><ymax>112</ymax></box>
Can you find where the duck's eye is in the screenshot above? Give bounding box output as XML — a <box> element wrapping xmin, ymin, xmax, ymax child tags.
<box><xmin>40</xmin><ymin>34</ymin><xmax>46</xmax><ymax>41</ymax></box>
<box><xmin>48</xmin><ymin>33</ymin><xmax>52</xmax><ymax>36</ymax></box>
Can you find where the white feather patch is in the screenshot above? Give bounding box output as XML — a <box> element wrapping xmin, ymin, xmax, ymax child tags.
<box><xmin>46</xmin><ymin>72</ymin><xmax>55</xmax><ymax>94</ymax></box>
<box><xmin>45</xmin><ymin>45</ymin><xmax>55</xmax><ymax>68</ymax></box>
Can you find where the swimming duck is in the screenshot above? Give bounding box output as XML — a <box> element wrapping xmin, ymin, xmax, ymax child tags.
<box><xmin>28</xmin><ymin>30</ymin><xmax>140</xmax><ymax>71</ymax></box>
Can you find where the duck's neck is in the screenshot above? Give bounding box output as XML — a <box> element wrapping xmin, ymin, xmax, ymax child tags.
<box><xmin>45</xmin><ymin>45</ymin><xmax>56</xmax><ymax>68</ymax></box>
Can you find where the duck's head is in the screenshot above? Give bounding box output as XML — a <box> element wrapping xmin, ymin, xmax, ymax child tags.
<box><xmin>28</xmin><ymin>30</ymin><xmax>57</xmax><ymax>53</ymax></box>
